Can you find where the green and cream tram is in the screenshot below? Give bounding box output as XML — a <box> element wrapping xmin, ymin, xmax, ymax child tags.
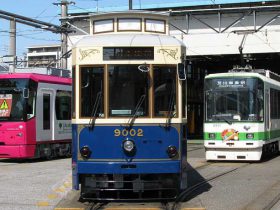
<box><xmin>204</xmin><ymin>68</ymin><xmax>280</xmax><ymax>161</ymax></box>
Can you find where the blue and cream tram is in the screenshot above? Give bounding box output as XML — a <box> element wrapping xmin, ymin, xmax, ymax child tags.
<box><xmin>71</xmin><ymin>12</ymin><xmax>187</xmax><ymax>200</ymax></box>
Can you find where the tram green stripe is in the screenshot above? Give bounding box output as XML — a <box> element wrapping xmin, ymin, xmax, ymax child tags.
<box><xmin>204</xmin><ymin>130</ymin><xmax>280</xmax><ymax>141</ymax></box>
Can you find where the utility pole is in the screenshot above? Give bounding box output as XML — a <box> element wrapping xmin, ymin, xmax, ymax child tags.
<box><xmin>61</xmin><ymin>1</ymin><xmax>69</xmax><ymax>70</ymax></box>
<box><xmin>54</xmin><ymin>0</ymin><xmax>73</xmax><ymax>70</ymax></box>
<box><xmin>9</xmin><ymin>19</ymin><xmax>16</xmax><ymax>72</ymax></box>
<box><xmin>129</xmin><ymin>0</ymin><xmax>133</xmax><ymax>10</ymax></box>
<box><xmin>61</xmin><ymin>1</ymin><xmax>68</xmax><ymax>69</ymax></box>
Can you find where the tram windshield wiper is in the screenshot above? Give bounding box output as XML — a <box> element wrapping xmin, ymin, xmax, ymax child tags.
<box><xmin>89</xmin><ymin>91</ymin><xmax>102</xmax><ymax>129</ymax></box>
<box><xmin>213</xmin><ymin>115</ymin><xmax>232</xmax><ymax>125</ymax></box>
<box><xmin>165</xmin><ymin>81</ymin><xmax>176</xmax><ymax>128</ymax></box>
<box><xmin>165</xmin><ymin>95</ymin><xmax>175</xmax><ymax>128</ymax></box>
<box><xmin>126</xmin><ymin>94</ymin><xmax>146</xmax><ymax>128</ymax></box>
<box><xmin>221</xmin><ymin>117</ymin><xmax>232</xmax><ymax>125</ymax></box>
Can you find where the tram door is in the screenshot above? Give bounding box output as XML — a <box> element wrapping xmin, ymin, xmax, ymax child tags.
<box><xmin>37</xmin><ymin>88</ymin><xmax>55</xmax><ymax>141</ymax></box>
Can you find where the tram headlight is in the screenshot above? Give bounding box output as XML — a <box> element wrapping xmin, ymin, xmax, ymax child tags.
<box><xmin>246</xmin><ymin>133</ymin><xmax>254</xmax><ymax>139</ymax></box>
<box><xmin>122</xmin><ymin>139</ymin><xmax>136</xmax><ymax>156</ymax></box>
<box><xmin>16</xmin><ymin>132</ymin><xmax>23</xmax><ymax>137</ymax></box>
<box><xmin>80</xmin><ymin>146</ymin><xmax>92</xmax><ymax>159</ymax></box>
<box><xmin>167</xmin><ymin>145</ymin><xmax>178</xmax><ymax>158</ymax></box>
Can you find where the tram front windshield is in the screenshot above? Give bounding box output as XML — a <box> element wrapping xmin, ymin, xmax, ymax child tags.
<box><xmin>109</xmin><ymin>65</ymin><xmax>149</xmax><ymax>117</ymax></box>
<box><xmin>0</xmin><ymin>79</ymin><xmax>36</xmax><ymax>121</ymax></box>
<box><xmin>80</xmin><ymin>65</ymin><xmax>177</xmax><ymax>118</ymax></box>
<box><xmin>205</xmin><ymin>78</ymin><xmax>264</xmax><ymax>122</ymax></box>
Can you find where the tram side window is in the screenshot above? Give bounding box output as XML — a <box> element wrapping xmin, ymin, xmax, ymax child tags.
<box><xmin>56</xmin><ymin>90</ymin><xmax>71</xmax><ymax>120</ymax></box>
<box><xmin>43</xmin><ymin>94</ymin><xmax>50</xmax><ymax>130</ymax></box>
<box><xmin>27</xmin><ymin>90</ymin><xmax>36</xmax><ymax>119</ymax></box>
<box><xmin>27</xmin><ymin>80</ymin><xmax>37</xmax><ymax>120</ymax></box>
<box><xmin>154</xmin><ymin>66</ymin><xmax>177</xmax><ymax>117</ymax></box>
<box><xmin>72</xmin><ymin>66</ymin><xmax>76</xmax><ymax>119</ymax></box>
<box><xmin>270</xmin><ymin>88</ymin><xmax>280</xmax><ymax>119</ymax></box>
<box><xmin>80</xmin><ymin>67</ymin><xmax>104</xmax><ymax>118</ymax></box>
<box><xmin>108</xmin><ymin>65</ymin><xmax>149</xmax><ymax>117</ymax></box>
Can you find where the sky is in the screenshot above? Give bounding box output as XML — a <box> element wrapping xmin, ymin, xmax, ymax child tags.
<box><xmin>0</xmin><ymin>0</ymin><xmax>177</xmax><ymax>57</ymax></box>
<box><xmin>0</xmin><ymin>0</ymin><xmax>275</xmax><ymax>57</ymax></box>
<box><xmin>0</xmin><ymin>0</ymin><xmax>61</xmax><ymax>57</ymax></box>
<box><xmin>0</xmin><ymin>0</ymin><xmax>139</xmax><ymax>57</ymax></box>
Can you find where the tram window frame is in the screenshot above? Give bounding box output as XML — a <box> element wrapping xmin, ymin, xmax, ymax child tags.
<box><xmin>43</xmin><ymin>94</ymin><xmax>51</xmax><ymax>130</ymax></box>
<box><xmin>108</xmin><ymin>65</ymin><xmax>150</xmax><ymax>118</ymax></box>
<box><xmin>26</xmin><ymin>79</ymin><xmax>37</xmax><ymax>120</ymax></box>
<box><xmin>55</xmin><ymin>90</ymin><xmax>71</xmax><ymax>120</ymax></box>
<box><xmin>93</xmin><ymin>19</ymin><xmax>114</xmax><ymax>34</ymax></box>
<box><xmin>270</xmin><ymin>88</ymin><xmax>280</xmax><ymax>119</ymax></box>
<box><xmin>117</xmin><ymin>18</ymin><xmax>142</xmax><ymax>32</ymax></box>
<box><xmin>153</xmin><ymin>65</ymin><xmax>178</xmax><ymax>118</ymax></box>
<box><xmin>144</xmin><ymin>18</ymin><xmax>166</xmax><ymax>34</ymax></box>
<box><xmin>79</xmin><ymin>66</ymin><xmax>105</xmax><ymax>119</ymax></box>
<box><xmin>72</xmin><ymin>66</ymin><xmax>76</xmax><ymax>119</ymax></box>
<box><xmin>182</xmin><ymin>80</ymin><xmax>187</xmax><ymax>118</ymax></box>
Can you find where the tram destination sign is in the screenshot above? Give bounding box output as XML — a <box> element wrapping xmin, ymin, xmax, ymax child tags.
<box><xmin>215</xmin><ymin>79</ymin><xmax>247</xmax><ymax>88</ymax></box>
<box><xmin>103</xmin><ymin>47</ymin><xmax>154</xmax><ymax>60</ymax></box>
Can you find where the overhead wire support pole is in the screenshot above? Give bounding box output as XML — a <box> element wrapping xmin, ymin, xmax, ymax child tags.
<box><xmin>218</xmin><ymin>12</ymin><xmax>221</xmax><ymax>33</ymax></box>
<box><xmin>61</xmin><ymin>1</ymin><xmax>68</xmax><ymax>69</ymax></box>
<box><xmin>9</xmin><ymin>19</ymin><xmax>16</xmax><ymax>72</ymax></box>
<box><xmin>129</xmin><ymin>0</ymin><xmax>133</xmax><ymax>10</ymax></box>
<box><xmin>185</xmin><ymin>14</ymin><xmax>189</xmax><ymax>34</ymax></box>
<box><xmin>54</xmin><ymin>0</ymin><xmax>75</xmax><ymax>69</ymax></box>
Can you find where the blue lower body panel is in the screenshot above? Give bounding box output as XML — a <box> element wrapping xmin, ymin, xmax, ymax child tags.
<box><xmin>78</xmin><ymin>160</ymin><xmax>180</xmax><ymax>174</ymax></box>
<box><xmin>72</xmin><ymin>124</ymin><xmax>186</xmax><ymax>200</ymax></box>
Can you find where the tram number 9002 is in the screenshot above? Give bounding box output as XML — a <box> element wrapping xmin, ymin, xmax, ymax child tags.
<box><xmin>114</xmin><ymin>129</ymin><xmax>144</xmax><ymax>137</ymax></box>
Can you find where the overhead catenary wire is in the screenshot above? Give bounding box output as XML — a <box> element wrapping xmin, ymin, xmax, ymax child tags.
<box><xmin>70</xmin><ymin>4</ymin><xmax>96</xmax><ymax>13</ymax></box>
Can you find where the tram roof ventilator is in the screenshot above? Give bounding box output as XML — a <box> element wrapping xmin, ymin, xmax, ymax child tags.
<box><xmin>229</xmin><ymin>65</ymin><xmax>280</xmax><ymax>81</ymax></box>
<box><xmin>0</xmin><ymin>67</ymin><xmax>71</xmax><ymax>78</ymax></box>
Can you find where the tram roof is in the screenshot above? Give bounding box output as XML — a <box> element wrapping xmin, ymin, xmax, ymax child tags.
<box><xmin>205</xmin><ymin>69</ymin><xmax>280</xmax><ymax>82</ymax></box>
<box><xmin>0</xmin><ymin>68</ymin><xmax>71</xmax><ymax>85</ymax></box>
<box><xmin>73</xmin><ymin>34</ymin><xmax>185</xmax><ymax>48</ymax></box>
<box><xmin>0</xmin><ymin>73</ymin><xmax>71</xmax><ymax>85</ymax></box>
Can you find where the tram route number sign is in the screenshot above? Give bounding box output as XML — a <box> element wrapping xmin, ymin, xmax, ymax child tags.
<box><xmin>0</xmin><ymin>94</ymin><xmax>12</xmax><ymax>117</ymax></box>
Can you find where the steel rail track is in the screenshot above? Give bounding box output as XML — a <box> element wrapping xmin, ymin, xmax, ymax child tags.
<box><xmin>187</xmin><ymin>147</ymin><xmax>204</xmax><ymax>153</ymax></box>
<box><xmin>171</xmin><ymin>163</ymin><xmax>251</xmax><ymax>210</ymax></box>
<box><xmin>89</xmin><ymin>202</ymin><xmax>108</xmax><ymax>210</ymax></box>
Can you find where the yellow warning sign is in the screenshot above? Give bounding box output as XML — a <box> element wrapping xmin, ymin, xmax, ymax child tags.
<box><xmin>0</xmin><ymin>99</ymin><xmax>8</xmax><ymax>109</ymax></box>
<box><xmin>0</xmin><ymin>95</ymin><xmax>12</xmax><ymax>117</ymax></box>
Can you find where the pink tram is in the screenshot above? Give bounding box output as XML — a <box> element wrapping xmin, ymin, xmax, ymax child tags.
<box><xmin>0</xmin><ymin>68</ymin><xmax>72</xmax><ymax>159</ymax></box>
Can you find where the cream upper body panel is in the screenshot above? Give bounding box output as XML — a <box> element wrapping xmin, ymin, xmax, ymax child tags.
<box><xmin>72</xmin><ymin>34</ymin><xmax>185</xmax><ymax>65</ymax></box>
